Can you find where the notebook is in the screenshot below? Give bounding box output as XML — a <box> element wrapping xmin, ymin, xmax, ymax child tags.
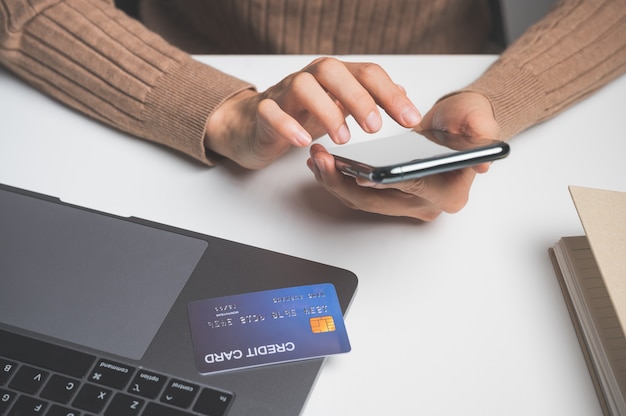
<box><xmin>0</xmin><ymin>183</ymin><xmax>358</xmax><ymax>416</ymax></box>
<box><xmin>549</xmin><ymin>186</ymin><xmax>626</xmax><ymax>416</ymax></box>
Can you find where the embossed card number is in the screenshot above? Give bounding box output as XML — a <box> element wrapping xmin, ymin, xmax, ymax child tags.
<box><xmin>187</xmin><ymin>284</ymin><xmax>351</xmax><ymax>374</ymax></box>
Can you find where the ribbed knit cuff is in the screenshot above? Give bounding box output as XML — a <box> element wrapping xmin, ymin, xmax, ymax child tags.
<box><xmin>460</xmin><ymin>62</ymin><xmax>547</xmax><ymax>140</ymax></box>
<box><xmin>143</xmin><ymin>57</ymin><xmax>254</xmax><ymax>165</ymax></box>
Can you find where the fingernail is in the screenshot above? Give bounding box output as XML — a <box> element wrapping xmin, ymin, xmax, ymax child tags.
<box><xmin>313</xmin><ymin>156</ymin><xmax>327</xmax><ymax>173</ymax></box>
<box><xmin>365</xmin><ymin>111</ymin><xmax>382</xmax><ymax>132</ymax></box>
<box><xmin>295</xmin><ymin>130</ymin><xmax>312</xmax><ymax>146</ymax></box>
<box><xmin>357</xmin><ymin>179</ymin><xmax>376</xmax><ymax>187</ymax></box>
<box><xmin>337</xmin><ymin>124</ymin><xmax>351</xmax><ymax>144</ymax></box>
<box><xmin>402</xmin><ymin>106</ymin><xmax>421</xmax><ymax>126</ymax></box>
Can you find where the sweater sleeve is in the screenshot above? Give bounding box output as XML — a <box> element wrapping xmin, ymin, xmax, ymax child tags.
<box><xmin>0</xmin><ymin>0</ymin><xmax>254</xmax><ymax>165</ymax></box>
<box><xmin>463</xmin><ymin>0</ymin><xmax>626</xmax><ymax>140</ymax></box>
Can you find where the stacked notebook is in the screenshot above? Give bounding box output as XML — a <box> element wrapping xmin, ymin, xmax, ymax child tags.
<box><xmin>550</xmin><ymin>186</ymin><xmax>626</xmax><ymax>416</ymax></box>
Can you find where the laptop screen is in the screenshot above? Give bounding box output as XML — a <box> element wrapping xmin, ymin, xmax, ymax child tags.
<box><xmin>0</xmin><ymin>188</ymin><xmax>208</xmax><ymax>360</ymax></box>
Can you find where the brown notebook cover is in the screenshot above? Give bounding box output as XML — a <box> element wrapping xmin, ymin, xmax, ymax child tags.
<box><xmin>550</xmin><ymin>186</ymin><xmax>626</xmax><ymax>416</ymax></box>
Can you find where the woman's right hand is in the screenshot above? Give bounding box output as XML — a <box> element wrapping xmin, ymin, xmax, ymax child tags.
<box><xmin>204</xmin><ymin>57</ymin><xmax>421</xmax><ymax>169</ymax></box>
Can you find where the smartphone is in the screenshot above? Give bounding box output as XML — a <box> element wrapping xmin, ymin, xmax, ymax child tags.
<box><xmin>330</xmin><ymin>130</ymin><xmax>510</xmax><ymax>184</ymax></box>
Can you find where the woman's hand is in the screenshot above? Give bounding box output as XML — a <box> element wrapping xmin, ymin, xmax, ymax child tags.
<box><xmin>418</xmin><ymin>91</ymin><xmax>499</xmax><ymax>139</ymax></box>
<box><xmin>307</xmin><ymin>91</ymin><xmax>501</xmax><ymax>221</ymax></box>
<box><xmin>204</xmin><ymin>57</ymin><xmax>421</xmax><ymax>169</ymax></box>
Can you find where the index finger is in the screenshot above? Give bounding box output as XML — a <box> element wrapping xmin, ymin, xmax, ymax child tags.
<box><xmin>304</xmin><ymin>58</ymin><xmax>383</xmax><ymax>133</ymax></box>
<box><xmin>343</xmin><ymin>61</ymin><xmax>422</xmax><ymax>128</ymax></box>
<box><xmin>305</xmin><ymin>58</ymin><xmax>421</xmax><ymax>131</ymax></box>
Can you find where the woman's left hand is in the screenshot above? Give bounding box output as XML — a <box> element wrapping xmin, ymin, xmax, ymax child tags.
<box><xmin>307</xmin><ymin>91</ymin><xmax>499</xmax><ymax>221</ymax></box>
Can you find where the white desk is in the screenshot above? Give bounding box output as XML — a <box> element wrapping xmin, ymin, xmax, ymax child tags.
<box><xmin>2</xmin><ymin>55</ymin><xmax>625</xmax><ymax>415</ymax></box>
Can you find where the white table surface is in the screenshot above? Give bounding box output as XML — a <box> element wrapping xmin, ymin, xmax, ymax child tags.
<box><xmin>1</xmin><ymin>55</ymin><xmax>625</xmax><ymax>415</ymax></box>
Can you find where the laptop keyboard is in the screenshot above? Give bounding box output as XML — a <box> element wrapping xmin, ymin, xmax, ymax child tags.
<box><xmin>0</xmin><ymin>329</ymin><xmax>234</xmax><ymax>416</ymax></box>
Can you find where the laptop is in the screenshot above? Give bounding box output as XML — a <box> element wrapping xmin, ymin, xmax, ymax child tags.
<box><xmin>0</xmin><ymin>183</ymin><xmax>358</xmax><ymax>416</ymax></box>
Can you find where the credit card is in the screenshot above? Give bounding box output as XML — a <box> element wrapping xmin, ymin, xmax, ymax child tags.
<box><xmin>187</xmin><ymin>283</ymin><xmax>351</xmax><ymax>374</ymax></box>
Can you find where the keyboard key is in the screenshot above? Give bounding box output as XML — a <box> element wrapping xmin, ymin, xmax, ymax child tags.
<box><xmin>193</xmin><ymin>388</ymin><xmax>234</xmax><ymax>416</ymax></box>
<box><xmin>88</xmin><ymin>360</ymin><xmax>134</xmax><ymax>390</ymax></box>
<box><xmin>46</xmin><ymin>404</ymin><xmax>82</xmax><ymax>416</ymax></box>
<box><xmin>159</xmin><ymin>379</ymin><xmax>199</xmax><ymax>409</ymax></box>
<box><xmin>0</xmin><ymin>388</ymin><xmax>17</xmax><ymax>414</ymax></box>
<box><xmin>7</xmin><ymin>395</ymin><xmax>47</xmax><ymax>416</ymax></box>
<box><xmin>72</xmin><ymin>384</ymin><xmax>112</xmax><ymax>414</ymax></box>
<box><xmin>103</xmin><ymin>392</ymin><xmax>144</xmax><ymax>416</ymax></box>
<box><xmin>0</xmin><ymin>330</ymin><xmax>95</xmax><ymax>379</ymax></box>
<box><xmin>142</xmin><ymin>402</ymin><xmax>194</xmax><ymax>416</ymax></box>
<box><xmin>127</xmin><ymin>370</ymin><xmax>167</xmax><ymax>399</ymax></box>
<box><xmin>8</xmin><ymin>366</ymin><xmax>48</xmax><ymax>394</ymax></box>
<box><xmin>0</xmin><ymin>359</ymin><xmax>17</xmax><ymax>385</ymax></box>
<box><xmin>40</xmin><ymin>374</ymin><xmax>80</xmax><ymax>404</ymax></box>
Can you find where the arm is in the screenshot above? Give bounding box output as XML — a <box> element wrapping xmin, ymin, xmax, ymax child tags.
<box><xmin>0</xmin><ymin>0</ymin><xmax>253</xmax><ymax>165</ymax></box>
<box><xmin>309</xmin><ymin>0</ymin><xmax>626</xmax><ymax>220</ymax></box>
<box><xmin>1</xmin><ymin>0</ymin><xmax>421</xmax><ymax>169</ymax></box>
<box><xmin>428</xmin><ymin>0</ymin><xmax>626</xmax><ymax>140</ymax></box>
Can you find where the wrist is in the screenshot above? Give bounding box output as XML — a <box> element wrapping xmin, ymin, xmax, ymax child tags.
<box><xmin>204</xmin><ymin>88</ymin><xmax>258</xmax><ymax>159</ymax></box>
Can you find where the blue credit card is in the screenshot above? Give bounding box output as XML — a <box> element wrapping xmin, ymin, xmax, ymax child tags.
<box><xmin>187</xmin><ymin>283</ymin><xmax>351</xmax><ymax>374</ymax></box>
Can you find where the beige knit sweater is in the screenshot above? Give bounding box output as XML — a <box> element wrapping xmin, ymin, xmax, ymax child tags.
<box><xmin>1</xmin><ymin>0</ymin><xmax>625</xmax><ymax>165</ymax></box>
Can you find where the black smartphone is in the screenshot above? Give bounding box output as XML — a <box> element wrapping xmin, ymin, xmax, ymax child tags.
<box><xmin>330</xmin><ymin>130</ymin><xmax>510</xmax><ymax>184</ymax></box>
